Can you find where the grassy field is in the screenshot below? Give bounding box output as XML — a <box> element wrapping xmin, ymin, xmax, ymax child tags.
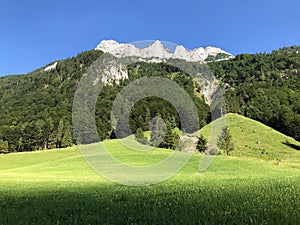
<box><xmin>0</xmin><ymin>114</ymin><xmax>300</xmax><ymax>224</ymax></box>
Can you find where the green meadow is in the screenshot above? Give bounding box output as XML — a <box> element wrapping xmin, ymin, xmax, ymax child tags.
<box><xmin>0</xmin><ymin>114</ymin><xmax>299</xmax><ymax>224</ymax></box>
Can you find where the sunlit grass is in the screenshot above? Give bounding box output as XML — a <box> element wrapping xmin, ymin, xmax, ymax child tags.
<box><xmin>198</xmin><ymin>113</ymin><xmax>300</xmax><ymax>167</ymax></box>
<box><xmin>0</xmin><ymin>116</ymin><xmax>299</xmax><ymax>224</ymax></box>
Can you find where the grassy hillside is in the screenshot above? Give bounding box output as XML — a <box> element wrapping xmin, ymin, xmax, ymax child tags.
<box><xmin>0</xmin><ymin>138</ymin><xmax>299</xmax><ymax>224</ymax></box>
<box><xmin>198</xmin><ymin>113</ymin><xmax>300</xmax><ymax>168</ymax></box>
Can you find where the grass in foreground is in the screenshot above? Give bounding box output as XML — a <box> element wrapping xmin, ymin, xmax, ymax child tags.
<box><xmin>0</xmin><ymin>139</ymin><xmax>299</xmax><ymax>225</ymax></box>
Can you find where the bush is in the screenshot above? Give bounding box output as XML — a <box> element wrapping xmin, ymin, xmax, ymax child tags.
<box><xmin>196</xmin><ymin>134</ymin><xmax>207</xmax><ymax>153</ymax></box>
<box><xmin>135</xmin><ymin>128</ymin><xmax>148</xmax><ymax>145</ymax></box>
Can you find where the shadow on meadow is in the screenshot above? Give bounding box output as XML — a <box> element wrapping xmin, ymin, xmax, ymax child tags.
<box><xmin>0</xmin><ymin>179</ymin><xmax>299</xmax><ymax>225</ymax></box>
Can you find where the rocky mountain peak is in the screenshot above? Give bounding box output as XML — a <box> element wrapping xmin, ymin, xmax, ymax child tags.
<box><xmin>95</xmin><ymin>39</ymin><xmax>233</xmax><ymax>63</ymax></box>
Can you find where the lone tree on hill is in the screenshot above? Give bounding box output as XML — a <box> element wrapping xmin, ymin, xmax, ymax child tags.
<box><xmin>217</xmin><ymin>126</ymin><xmax>234</xmax><ymax>156</ymax></box>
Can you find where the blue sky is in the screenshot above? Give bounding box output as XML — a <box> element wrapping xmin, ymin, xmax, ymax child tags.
<box><xmin>0</xmin><ymin>0</ymin><xmax>299</xmax><ymax>76</ymax></box>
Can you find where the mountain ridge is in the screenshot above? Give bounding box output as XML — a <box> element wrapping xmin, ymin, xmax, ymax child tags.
<box><xmin>95</xmin><ymin>40</ymin><xmax>233</xmax><ymax>62</ymax></box>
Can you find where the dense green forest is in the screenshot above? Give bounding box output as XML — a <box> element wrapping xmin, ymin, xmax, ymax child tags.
<box><xmin>0</xmin><ymin>51</ymin><xmax>210</xmax><ymax>152</ymax></box>
<box><xmin>0</xmin><ymin>50</ymin><xmax>103</xmax><ymax>152</ymax></box>
<box><xmin>210</xmin><ymin>46</ymin><xmax>300</xmax><ymax>141</ymax></box>
<box><xmin>0</xmin><ymin>46</ymin><xmax>299</xmax><ymax>153</ymax></box>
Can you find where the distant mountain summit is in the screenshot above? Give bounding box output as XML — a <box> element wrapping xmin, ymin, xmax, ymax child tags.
<box><xmin>95</xmin><ymin>40</ymin><xmax>233</xmax><ymax>62</ymax></box>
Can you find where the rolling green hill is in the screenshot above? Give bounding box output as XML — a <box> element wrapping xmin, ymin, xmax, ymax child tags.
<box><xmin>198</xmin><ymin>113</ymin><xmax>300</xmax><ymax>168</ymax></box>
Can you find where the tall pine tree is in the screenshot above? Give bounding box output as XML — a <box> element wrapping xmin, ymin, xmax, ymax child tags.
<box><xmin>61</xmin><ymin>123</ymin><xmax>73</xmax><ymax>148</ymax></box>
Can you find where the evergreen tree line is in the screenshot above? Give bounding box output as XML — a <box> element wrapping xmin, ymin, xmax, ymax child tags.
<box><xmin>0</xmin><ymin>118</ymin><xmax>73</xmax><ymax>153</ymax></box>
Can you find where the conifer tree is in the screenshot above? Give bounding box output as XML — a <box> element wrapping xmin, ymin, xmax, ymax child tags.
<box><xmin>160</xmin><ymin>121</ymin><xmax>180</xmax><ymax>150</ymax></box>
<box><xmin>196</xmin><ymin>134</ymin><xmax>207</xmax><ymax>153</ymax></box>
<box><xmin>61</xmin><ymin>123</ymin><xmax>73</xmax><ymax>148</ymax></box>
<box><xmin>217</xmin><ymin>126</ymin><xmax>234</xmax><ymax>156</ymax></box>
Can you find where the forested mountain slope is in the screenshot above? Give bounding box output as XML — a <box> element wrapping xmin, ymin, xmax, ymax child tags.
<box><xmin>0</xmin><ymin>50</ymin><xmax>210</xmax><ymax>152</ymax></box>
<box><xmin>209</xmin><ymin>46</ymin><xmax>300</xmax><ymax>141</ymax></box>
<box><xmin>0</xmin><ymin>50</ymin><xmax>104</xmax><ymax>152</ymax></box>
<box><xmin>0</xmin><ymin>46</ymin><xmax>299</xmax><ymax>153</ymax></box>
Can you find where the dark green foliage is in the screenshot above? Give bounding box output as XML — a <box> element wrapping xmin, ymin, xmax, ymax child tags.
<box><xmin>127</xmin><ymin>62</ymin><xmax>210</xmax><ymax>134</ymax></box>
<box><xmin>40</xmin><ymin>118</ymin><xmax>55</xmax><ymax>149</ymax></box>
<box><xmin>56</xmin><ymin>119</ymin><xmax>64</xmax><ymax>148</ymax></box>
<box><xmin>168</xmin><ymin>116</ymin><xmax>177</xmax><ymax>129</ymax></box>
<box><xmin>205</xmin><ymin>53</ymin><xmax>231</xmax><ymax>62</ymax></box>
<box><xmin>0</xmin><ymin>139</ymin><xmax>8</xmax><ymax>154</ymax></box>
<box><xmin>209</xmin><ymin>46</ymin><xmax>300</xmax><ymax>141</ymax></box>
<box><xmin>61</xmin><ymin>122</ymin><xmax>73</xmax><ymax>148</ymax></box>
<box><xmin>217</xmin><ymin>126</ymin><xmax>234</xmax><ymax>156</ymax></box>
<box><xmin>196</xmin><ymin>134</ymin><xmax>207</xmax><ymax>153</ymax></box>
<box><xmin>160</xmin><ymin>122</ymin><xmax>180</xmax><ymax>150</ymax></box>
<box><xmin>95</xmin><ymin>85</ymin><xmax>117</xmax><ymax>141</ymax></box>
<box><xmin>134</xmin><ymin>128</ymin><xmax>148</xmax><ymax>144</ymax></box>
<box><xmin>274</xmin><ymin>45</ymin><xmax>300</xmax><ymax>54</ymax></box>
<box><xmin>0</xmin><ymin>50</ymin><xmax>103</xmax><ymax>151</ymax></box>
<box><xmin>0</xmin><ymin>50</ymin><xmax>211</xmax><ymax>152</ymax></box>
<box><xmin>129</xmin><ymin>98</ymin><xmax>180</xmax><ymax>134</ymax></box>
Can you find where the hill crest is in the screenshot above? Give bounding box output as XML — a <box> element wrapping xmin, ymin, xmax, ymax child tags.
<box><xmin>198</xmin><ymin>113</ymin><xmax>300</xmax><ymax>164</ymax></box>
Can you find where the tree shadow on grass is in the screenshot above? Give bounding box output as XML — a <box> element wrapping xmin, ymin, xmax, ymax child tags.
<box><xmin>283</xmin><ymin>141</ymin><xmax>300</xmax><ymax>150</ymax></box>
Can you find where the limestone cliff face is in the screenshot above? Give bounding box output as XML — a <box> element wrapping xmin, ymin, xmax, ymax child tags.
<box><xmin>94</xmin><ymin>40</ymin><xmax>230</xmax><ymax>105</ymax></box>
